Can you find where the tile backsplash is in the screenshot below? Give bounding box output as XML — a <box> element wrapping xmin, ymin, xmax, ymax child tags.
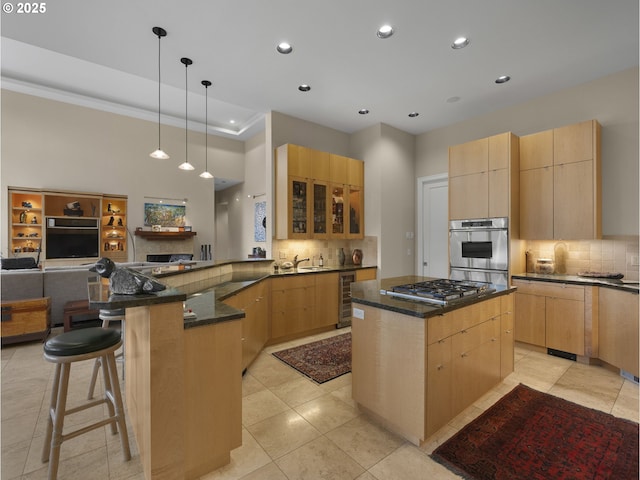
<box><xmin>525</xmin><ymin>237</ymin><xmax>639</xmax><ymax>280</ymax></box>
<box><xmin>272</xmin><ymin>236</ymin><xmax>378</xmax><ymax>268</ymax></box>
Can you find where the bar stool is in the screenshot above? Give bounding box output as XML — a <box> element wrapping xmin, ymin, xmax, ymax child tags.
<box><xmin>87</xmin><ymin>308</ymin><xmax>125</xmax><ymax>400</ymax></box>
<box><xmin>42</xmin><ymin>327</ymin><xmax>131</xmax><ymax>480</ymax></box>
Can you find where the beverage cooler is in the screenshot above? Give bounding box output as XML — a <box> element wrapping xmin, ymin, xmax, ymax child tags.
<box><xmin>338</xmin><ymin>271</ymin><xmax>356</xmax><ymax>328</ymax></box>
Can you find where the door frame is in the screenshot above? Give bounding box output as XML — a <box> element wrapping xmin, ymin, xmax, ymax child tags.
<box><xmin>416</xmin><ymin>173</ymin><xmax>448</xmax><ymax>276</ymax></box>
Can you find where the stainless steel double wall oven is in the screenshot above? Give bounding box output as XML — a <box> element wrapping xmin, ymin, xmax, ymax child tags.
<box><xmin>449</xmin><ymin>217</ymin><xmax>508</xmax><ymax>286</ymax></box>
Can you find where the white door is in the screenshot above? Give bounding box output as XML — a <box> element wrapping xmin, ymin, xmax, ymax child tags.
<box><xmin>417</xmin><ymin>175</ymin><xmax>449</xmax><ymax>278</ymax></box>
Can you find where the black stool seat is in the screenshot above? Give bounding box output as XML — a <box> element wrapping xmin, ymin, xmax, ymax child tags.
<box><xmin>99</xmin><ymin>308</ymin><xmax>125</xmax><ymax>318</ymax></box>
<box><xmin>44</xmin><ymin>327</ymin><xmax>121</xmax><ymax>357</ymax></box>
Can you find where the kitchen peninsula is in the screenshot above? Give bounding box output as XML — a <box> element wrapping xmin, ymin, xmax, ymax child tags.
<box><xmin>88</xmin><ymin>259</ymin><xmax>375</xmax><ymax>480</ymax></box>
<box><xmin>350</xmin><ymin>276</ymin><xmax>516</xmax><ymax>445</ymax></box>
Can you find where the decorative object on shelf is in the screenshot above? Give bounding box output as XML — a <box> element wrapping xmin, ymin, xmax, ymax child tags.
<box><xmin>338</xmin><ymin>248</ymin><xmax>346</xmax><ymax>266</ymax></box>
<box><xmin>199</xmin><ymin>80</ymin><xmax>214</xmax><ymax>179</ymax></box>
<box><xmin>21</xmin><ymin>201</ymin><xmax>32</xmax><ymax>208</ymax></box>
<box><xmin>90</xmin><ymin>257</ymin><xmax>166</xmax><ymax>295</ymax></box>
<box><xmin>184</xmin><ymin>226</ymin><xmax>192</xmax><ymax>232</ymax></box>
<box><xmin>19</xmin><ymin>211</ymin><xmax>27</xmax><ymax>223</ymax></box>
<box><xmin>178</xmin><ymin>57</ymin><xmax>195</xmax><ymax>171</ymax></box>
<box><xmin>63</xmin><ymin>201</ymin><xmax>83</xmax><ymax>216</ymax></box>
<box><xmin>352</xmin><ymin>248</ymin><xmax>363</xmax><ymax>265</ymax></box>
<box><xmin>107</xmin><ymin>216</ymin><xmax>115</xmax><ymax>226</ymax></box>
<box><xmin>117</xmin><ymin>218</ymin><xmax>123</xmax><ymax>226</ymax></box>
<box><xmin>30</xmin><ymin>216</ymin><xmax>37</xmax><ymax>224</ymax></box>
<box><xmin>151</xmin><ymin>224</ymin><xmax>162</xmax><ymax>232</ymax></box>
<box><xmin>149</xmin><ymin>26</ymin><xmax>170</xmax><ymax>160</ymax></box>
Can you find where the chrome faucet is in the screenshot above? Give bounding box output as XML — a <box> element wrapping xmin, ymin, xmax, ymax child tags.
<box><xmin>293</xmin><ymin>255</ymin><xmax>310</xmax><ymax>268</ymax></box>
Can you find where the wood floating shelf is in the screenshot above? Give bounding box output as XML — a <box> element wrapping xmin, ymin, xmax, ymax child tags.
<box><xmin>134</xmin><ymin>231</ymin><xmax>197</xmax><ymax>241</ymax></box>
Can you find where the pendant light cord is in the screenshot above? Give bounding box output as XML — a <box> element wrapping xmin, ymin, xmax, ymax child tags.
<box><xmin>184</xmin><ymin>62</ymin><xmax>188</xmax><ymax>163</ymax></box>
<box><xmin>157</xmin><ymin>34</ymin><xmax>162</xmax><ymax>149</ymax></box>
<box><xmin>204</xmin><ymin>84</ymin><xmax>208</xmax><ymax>170</ymax></box>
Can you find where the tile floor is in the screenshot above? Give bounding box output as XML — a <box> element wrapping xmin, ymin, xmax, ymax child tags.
<box><xmin>2</xmin><ymin>326</ymin><xmax>638</xmax><ymax>479</ymax></box>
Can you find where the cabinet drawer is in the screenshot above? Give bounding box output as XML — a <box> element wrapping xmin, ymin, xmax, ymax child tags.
<box><xmin>427</xmin><ymin>312</ymin><xmax>460</xmax><ymax>344</ymax></box>
<box><xmin>452</xmin><ymin>319</ymin><xmax>499</xmax><ymax>355</ymax></box>
<box><xmin>271</xmin><ymin>274</ymin><xmax>315</xmax><ymax>290</ymax></box>
<box><xmin>512</xmin><ymin>280</ymin><xmax>583</xmax><ymax>301</ymax></box>
<box><xmin>454</xmin><ymin>298</ymin><xmax>501</xmax><ymax>331</ymax></box>
<box><xmin>271</xmin><ymin>286</ymin><xmax>314</xmax><ymax>312</ymax></box>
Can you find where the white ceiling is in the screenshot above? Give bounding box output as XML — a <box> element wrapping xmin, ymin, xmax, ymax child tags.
<box><xmin>1</xmin><ymin>0</ymin><xmax>638</xmax><ymax>144</ymax></box>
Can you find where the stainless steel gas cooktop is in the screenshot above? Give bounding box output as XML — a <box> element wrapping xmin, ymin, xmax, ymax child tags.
<box><xmin>380</xmin><ymin>278</ymin><xmax>495</xmax><ymax>306</ymax></box>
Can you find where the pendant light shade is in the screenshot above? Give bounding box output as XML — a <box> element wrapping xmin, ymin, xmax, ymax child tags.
<box><xmin>178</xmin><ymin>57</ymin><xmax>195</xmax><ymax>171</ymax></box>
<box><xmin>150</xmin><ymin>27</ymin><xmax>169</xmax><ymax>160</ymax></box>
<box><xmin>199</xmin><ymin>80</ymin><xmax>214</xmax><ymax>179</ymax></box>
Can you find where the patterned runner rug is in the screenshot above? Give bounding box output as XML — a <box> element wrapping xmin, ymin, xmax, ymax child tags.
<box><xmin>431</xmin><ymin>383</ymin><xmax>639</xmax><ymax>480</ymax></box>
<box><xmin>272</xmin><ymin>333</ymin><xmax>351</xmax><ymax>384</ymax></box>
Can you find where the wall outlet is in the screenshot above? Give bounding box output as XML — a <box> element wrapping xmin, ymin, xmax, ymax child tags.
<box><xmin>279</xmin><ymin>251</ymin><xmax>287</xmax><ymax>259</ymax></box>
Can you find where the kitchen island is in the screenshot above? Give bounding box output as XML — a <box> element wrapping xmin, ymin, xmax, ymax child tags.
<box><xmin>87</xmin><ymin>259</ymin><xmax>377</xmax><ymax>480</ymax></box>
<box><xmin>350</xmin><ymin>276</ymin><xmax>516</xmax><ymax>444</ymax></box>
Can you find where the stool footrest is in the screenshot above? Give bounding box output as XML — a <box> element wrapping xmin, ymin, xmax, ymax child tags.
<box><xmin>62</xmin><ymin>417</ymin><xmax>119</xmax><ymax>443</ymax></box>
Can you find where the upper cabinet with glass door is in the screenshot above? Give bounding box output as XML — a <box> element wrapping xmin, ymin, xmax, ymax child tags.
<box><xmin>275</xmin><ymin>145</ymin><xmax>364</xmax><ymax>240</ymax></box>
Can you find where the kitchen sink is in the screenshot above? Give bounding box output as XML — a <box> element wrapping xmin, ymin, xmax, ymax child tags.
<box><xmin>298</xmin><ymin>266</ymin><xmax>331</xmax><ymax>271</ymax></box>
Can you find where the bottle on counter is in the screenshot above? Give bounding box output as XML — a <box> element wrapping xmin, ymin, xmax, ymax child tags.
<box><xmin>319</xmin><ymin>254</ymin><xmax>324</xmax><ymax>267</ymax></box>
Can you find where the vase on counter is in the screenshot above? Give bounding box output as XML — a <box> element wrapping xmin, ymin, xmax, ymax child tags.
<box><xmin>352</xmin><ymin>249</ymin><xmax>363</xmax><ymax>266</ymax></box>
<box><xmin>338</xmin><ymin>248</ymin><xmax>345</xmax><ymax>266</ymax></box>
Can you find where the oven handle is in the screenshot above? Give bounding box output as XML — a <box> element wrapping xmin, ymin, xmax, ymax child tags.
<box><xmin>450</xmin><ymin>266</ymin><xmax>508</xmax><ymax>274</ymax></box>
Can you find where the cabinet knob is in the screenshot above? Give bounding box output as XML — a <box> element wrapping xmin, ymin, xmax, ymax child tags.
<box><xmin>437</xmin><ymin>364</ymin><xmax>444</xmax><ymax>371</ymax></box>
<box><xmin>505</xmin><ymin>329</ymin><xmax>512</xmax><ymax>334</ymax></box>
<box><xmin>461</xmin><ymin>329</ymin><xmax>468</xmax><ymax>334</ymax></box>
<box><xmin>461</xmin><ymin>352</ymin><xmax>468</xmax><ymax>358</ymax></box>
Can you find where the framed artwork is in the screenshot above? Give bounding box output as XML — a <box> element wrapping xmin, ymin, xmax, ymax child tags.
<box><xmin>144</xmin><ymin>203</ymin><xmax>186</xmax><ymax>227</ymax></box>
<box><xmin>254</xmin><ymin>201</ymin><xmax>266</xmax><ymax>242</ymax></box>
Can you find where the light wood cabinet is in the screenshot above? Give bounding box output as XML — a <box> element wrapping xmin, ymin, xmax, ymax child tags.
<box><xmin>225</xmin><ymin>280</ymin><xmax>270</xmax><ymax>371</ymax></box>
<box><xmin>513</xmin><ymin>279</ymin><xmax>588</xmax><ymax>357</ymax></box>
<box><xmin>426</xmin><ymin>337</ymin><xmax>452</xmax><ymax>435</ymax></box>
<box><xmin>520</xmin><ymin>120</ymin><xmax>601</xmax><ymax>240</ymax></box>
<box><xmin>313</xmin><ymin>272</ymin><xmax>339</xmax><ymax>329</ymax></box>
<box><xmin>598</xmin><ymin>288</ymin><xmax>639</xmax><ymax>377</ymax></box>
<box><xmin>276</xmin><ymin>144</ymin><xmax>364</xmax><ymax>239</ymax></box>
<box><xmin>270</xmin><ymin>275</ymin><xmax>316</xmax><ymax>340</ymax></box>
<box><xmin>448</xmin><ymin>132</ymin><xmax>519</xmax><ymax>221</ymax></box>
<box><xmin>500</xmin><ymin>293</ymin><xmax>515</xmax><ymax>379</ymax></box>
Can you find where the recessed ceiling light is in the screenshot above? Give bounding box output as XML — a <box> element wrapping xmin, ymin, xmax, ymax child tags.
<box><xmin>276</xmin><ymin>42</ymin><xmax>293</xmax><ymax>54</ymax></box>
<box><xmin>495</xmin><ymin>75</ymin><xmax>511</xmax><ymax>84</ymax></box>
<box><xmin>229</xmin><ymin>119</ymin><xmax>236</xmax><ymax>124</ymax></box>
<box><xmin>451</xmin><ymin>37</ymin><xmax>470</xmax><ymax>49</ymax></box>
<box><xmin>377</xmin><ymin>25</ymin><xmax>394</xmax><ymax>39</ymax></box>
<box><xmin>298</xmin><ymin>84</ymin><xmax>311</xmax><ymax>92</ymax></box>
<box><xmin>408</xmin><ymin>112</ymin><xmax>419</xmax><ymax>118</ymax></box>
<box><xmin>358</xmin><ymin>108</ymin><xmax>370</xmax><ymax>115</ymax></box>
<box><xmin>446</xmin><ymin>96</ymin><xmax>461</xmax><ymax>103</ymax></box>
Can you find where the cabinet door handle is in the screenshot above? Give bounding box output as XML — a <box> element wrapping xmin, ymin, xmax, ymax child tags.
<box><xmin>461</xmin><ymin>352</ymin><xmax>468</xmax><ymax>358</ymax></box>
<box><xmin>438</xmin><ymin>339</ymin><xmax>446</xmax><ymax>344</ymax></box>
<box><xmin>491</xmin><ymin>337</ymin><xmax>497</xmax><ymax>342</ymax></box>
<box><xmin>461</xmin><ymin>329</ymin><xmax>468</xmax><ymax>334</ymax></box>
<box><xmin>505</xmin><ymin>329</ymin><xmax>512</xmax><ymax>334</ymax></box>
<box><xmin>437</xmin><ymin>364</ymin><xmax>445</xmax><ymax>371</ymax></box>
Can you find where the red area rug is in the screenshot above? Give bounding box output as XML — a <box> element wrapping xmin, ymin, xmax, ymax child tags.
<box><xmin>431</xmin><ymin>384</ymin><xmax>639</xmax><ymax>480</ymax></box>
<box><xmin>272</xmin><ymin>333</ymin><xmax>351</xmax><ymax>384</ymax></box>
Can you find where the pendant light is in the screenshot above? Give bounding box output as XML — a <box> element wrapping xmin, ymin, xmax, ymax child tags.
<box><xmin>199</xmin><ymin>80</ymin><xmax>214</xmax><ymax>179</ymax></box>
<box><xmin>178</xmin><ymin>57</ymin><xmax>195</xmax><ymax>171</ymax></box>
<box><xmin>149</xmin><ymin>27</ymin><xmax>169</xmax><ymax>160</ymax></box>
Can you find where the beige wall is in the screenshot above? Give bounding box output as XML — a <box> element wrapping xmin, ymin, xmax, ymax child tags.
<box><xmin>1</xmin><ymin>89</ymin><xmax>245</xmax><ymax>261</ymax></box>
<box><xmin>416</xmin><ymin>67</ymin><xmax>639</xmax><ymax>237</ymax></box>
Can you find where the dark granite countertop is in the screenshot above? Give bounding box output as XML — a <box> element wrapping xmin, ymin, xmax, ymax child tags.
<box><xmin>351</xmin><ymin>275</ymin><xmax>516</xmax><ymax>319</ymax></box>
<box><xmin>271</xmin><ymin>264</ymin><xmax>377</xmax><ymax>276</ymax></box>
<box><xmin>136</xmin><ymin>258</ymin><xmax>273</xmax><ymax>278</ymax></box>
<box><xmin>511</xmin><ymin>273</ymin><xmax>639</xmax><ymax>294</ymax></box>
<box><xmin>88</xmin><ymin>262</ymin><xmax>378</xmax><ymax>330</ymax></box>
